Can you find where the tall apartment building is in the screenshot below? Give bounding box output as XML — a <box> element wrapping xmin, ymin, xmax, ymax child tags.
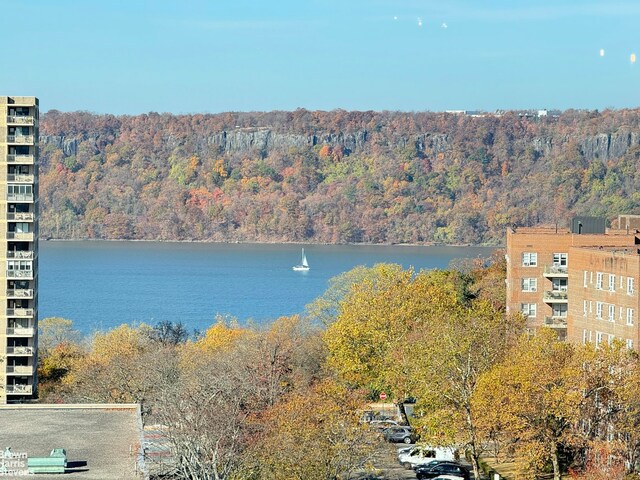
<box><xmin>505</xmin><ymin>219</ymin><xmax>639</xmax><ymax>341</ymax></box>
<box><xmin>0</xmin><ymin>96</ymin><xmax>39</xmax><ymax>403</ymax></box>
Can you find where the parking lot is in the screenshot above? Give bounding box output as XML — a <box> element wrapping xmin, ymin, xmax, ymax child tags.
<box><xmin>356</xmin><ymin>442</ymin><xmax>478</xmax><ymax>480</ymax></box>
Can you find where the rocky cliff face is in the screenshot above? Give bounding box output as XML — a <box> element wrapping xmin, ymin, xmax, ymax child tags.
<box><xmin>39</xmin><ymin>117</ymin><xmax>640</xmax><ymax>165</ymax></box>
<box><xmin>40</xmin><ymin>135</ymin><xmax>79</xmax><ymax>157</ymax></box>
<box><xmin>579</xmin><ymin>131</ymin><xmax>640</xmax><ymax>161</ymax></box>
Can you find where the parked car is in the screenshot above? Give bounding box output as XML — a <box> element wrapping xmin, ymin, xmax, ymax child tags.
<box><xmin>431</xmin><ymin>476</ymin><xmax>468</xmax><ymax>480</ymax></box>
<box><xmin>369</xmin><ymin>419</ymin><xmax>400</xmax><ymax>430</ymax></box>
<box><xmin>397</xmin><ymin>445</ymin><xmax>456</xmax><ymax>468</ymax></box>
<box><xmin>414</xmin><ymin>461</ymin><xmax>470</xmax><ymax>480</ymax></box>
<box><xmin>382</xmin><ymin>426</ymin><xmax>418</xmax><ymax>444</ymax></box>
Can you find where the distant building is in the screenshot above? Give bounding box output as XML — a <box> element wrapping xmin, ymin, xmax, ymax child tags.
<box><xmin>0</xmin><ymin>96</ymin><xmax>39</xmax><ymax>403</ymax></box>
<box><xmin>506</xmin><ymin>220</ymin><xmax>639</xmax><ymax>344</ymax></box>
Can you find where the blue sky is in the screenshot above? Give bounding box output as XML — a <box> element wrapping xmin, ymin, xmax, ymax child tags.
<box><xmin>3</xmin><ymin>0</ymin><xmax>640</xmax><ymax>114</ymax></box>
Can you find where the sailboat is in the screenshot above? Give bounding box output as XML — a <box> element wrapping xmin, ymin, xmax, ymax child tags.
<box><xmin>292</xmin><ymin>248</ymin><xmax>310</xmax><ymax>271</ymax></box>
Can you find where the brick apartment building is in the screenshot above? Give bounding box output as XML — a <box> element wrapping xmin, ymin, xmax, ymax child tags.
<box><xmin>506</xmin><ymin>217</ymin><xmax>640</xmax><ymax>347</ymax></box>
<box><xmin>568</xmin><ymin>246</ymin><xmax>640</xmax><ymax>350</ymax></box>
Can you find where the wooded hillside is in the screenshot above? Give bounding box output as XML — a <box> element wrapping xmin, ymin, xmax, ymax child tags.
<box><xmin>38</xmin><ymin>108</ymin><xmax>640</xmax><ymax>244</ymax></box>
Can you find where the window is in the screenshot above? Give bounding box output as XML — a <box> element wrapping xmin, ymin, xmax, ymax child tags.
<box><xmin>583</xmin><ymin>300</ymin><xmax>588</xmax><ymax>317</ymax></box>
<box><xmin>596</xmin><ymin>272</ymin><xmax>603</xmax><ymax>290</ymax></box>
<box><xmin>552</xmin><ymin>278</ymin><xmax>568</xmax><ymax>291</ymax></box>
<box><xmin>596</xmin><ymin>331</ymin><xmax>603</xmax><ymax>347</ymax></box>
<box><xmin>596</xmin><ymin>302</ymin><xmax>603</xmax><ymax>319</ymax></box>
<box><xmin>7</xmin><ymin>260</ymin><xmax>32</xmax><ymax>271</ymax></box>
<box><xmin>584</xmin><ymin>271</ymin><xmax>588</xmax><ymax>288</ymax></box>
<box><xmin>521</xmin><ymin>303</ymin><xmax>537</xmax><ymax>318</ymax></box>
<box><xmin>608</xmin><ymin>304</ymin><xmax>615</xmax><ymax>322</ymax></box>
<box><xmin>8</xmin><ymin>223</ymin><xmax>29</xmax><ymax>233</ymax></box>
<box><xmin>608</xmin><ymin>334</ymin><xmax>615</xmax><ymax>346</ymax></box>
<box><xmin>609</xmin><ymin>274</ymin><xmax>616</xmax><ymax>292</ymax></box>
<box><xmin>628</xmin><ymin>277</ymin><xmax>635</xmax><ymax>295</ymax></box>
<box><xmin>553</xmin><ymin>304</ymin><xmax>567</xmax><ymax>317</ymax></box>
<box><xmin>522</xmin><ymin>252</ymin><xmax>537</xmax><ymax>267</ymax></box>
<box><xmin>553</xmin><ymin>253</ymin><xmax>568</xmax><ymax>266</ymax></box>
<box><xmin>583</xmin><ymin>329</ymin><xmax>588</xmax><ymax>344</ymax></box>
<box><xmin>627</xmin><ymin>339</ymin><xmax>634</xmax><ymax>350</ymax></box>
<box><xmin>627</xmin><ymin>308</ymin><xmax>635</xmax><ymax>326</ymax></box>
<box><xmin>521</xmin><ymin>278</ymin><xmax>537</xmax><ymax>292</ymax></box>
<box><xmin>7</xmin><ymin>184</ymin><xmax>33</xmax><ymax>196</ymax></box>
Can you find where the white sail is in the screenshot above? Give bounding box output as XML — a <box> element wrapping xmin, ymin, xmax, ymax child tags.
<box><xmin>293</xmin><ymin>248</ymin><xmax>310</xmax><ymax>271</ymax></box>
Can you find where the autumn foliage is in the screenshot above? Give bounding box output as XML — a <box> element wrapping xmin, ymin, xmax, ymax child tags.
<box><xmin>38</xmin><ymin>108</ymin><xmax>640</xmax><ymax>245</ymax></box>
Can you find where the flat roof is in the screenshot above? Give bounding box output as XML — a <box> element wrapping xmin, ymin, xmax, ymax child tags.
<box><xmin>573</xmin><ymin>246</ymin><xmax>640</xmax><ymax>255</ymax></box>
<box><xmin>508</xmin><ymin>226</ymin><xmax>639</xmax><ymax>236</ymax></box>
<box><xmin>0</xmin><ymin>404</ymin><xmax>144</xmax><ymax>479</ymax></box>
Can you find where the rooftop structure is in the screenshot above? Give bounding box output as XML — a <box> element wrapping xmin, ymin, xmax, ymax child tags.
<box><xmin>0</xmin><ymin>96</ymin><xmax>39</xmax><ymax>403</ymax></box>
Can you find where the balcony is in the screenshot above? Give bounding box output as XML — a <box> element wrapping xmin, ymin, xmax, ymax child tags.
<box><xmin>6</xmin><ymin>193</ymin><xmax>34</xmax><ymax>202</ymax></box>
<box><xmin>6</xmin><ymin>270</ymin><xmax>33</xmax><ymax>279</ymax></box>
<box><xmin>543</xmin><ymin>265</ymin><xmax>568</xmax><ymax>278</ymax></box>
<box><xmin>6</xmin><ymin>384</ymin><xmax>33</xmax><ymax>395</ymax></box>
<box><xmin>7</xmin><ymin>212</ymin><xmax>34</xmax><ymax>222</ymax></box>
<box><xmin>6</xmin><ymin>232</ymin><xmax>34</xmax><ymax>241</ymax></box>
<box><xmin>6</xmin><ymin>346</ymin><xmax>34</xmax><ymax>355</ymax></box>
<box><xmin>544</xmin><ymin>316</ymin><xmax>568</xmax><ymax>329</ymax></box>
<box><xmin>543</xmin><ymin>290</ymin><xmax>568</xmax><ymax>303</ymax></box>
<box><xmin>7</xmin><ymin>174</ymin><xmax>34</xmax><ymax>183</ymax></box>
<box><xmin>6</xmin><ymin>154</ymin><xmax>35</xmax><ymax>164</ymax></box>
<box><xmin>7</xmin><ymin>327</ymin><xmax>35</xmax><ymax>336</ymax></box>
<box><xmin>6</xmin><ymin>115</ymin><xmax>34</xmax><ymax>125</ymax></box>
<box><xmin>6</xmin><ymin>308</ymin><xmax>34</xmax><ymax>317</ymax></box>
<box><xmin>6</xmin><ymin>135</ymin><xmax>34</xmax><ymax>145</ymax></box>
<box><xmin>7</xmin><ymin>251</ymin><xmax>34</xmax><ymax>259</ymax></box>
<box><xmin>6</xmin><ymin>289</ymin><xmax>33</xmax><ymax>298</ymax></box>
<box><xmin>6</xmin><ymin>365</ymin><xmax>33</xmax><ymax>375</ymax></box>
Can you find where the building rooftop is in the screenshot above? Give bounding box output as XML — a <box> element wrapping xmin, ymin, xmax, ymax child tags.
<box><xmin>0</xmin><ymin>404</ymin><xmax>144</xmax><ymax>479</ymax></box>
<box><xmin>508</xmin><ymin>225</ymin><xmax>639</xmax><ymax>236</ymax></box>
<box><xmin>575</xmin><ymin>246</ymin><xmax>640</xmax><ymax>256</ymax></box>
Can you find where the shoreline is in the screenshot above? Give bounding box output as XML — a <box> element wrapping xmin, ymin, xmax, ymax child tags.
<box><xmin>41</xmin><ymin>238</ymin><xmax>504</xmax><ymax>249</ymax></box>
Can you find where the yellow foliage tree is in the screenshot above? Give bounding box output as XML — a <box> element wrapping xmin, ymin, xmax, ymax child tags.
<box><xmin>90</xmin><ymin>323</ymin><xmax>153</xmax><ymax>364</ymax></box>
<box><xmin>192</xmin><ymin>317</ymin><xmax>249</xmax><ymax>354</ymax></box>
<box><xmin>473</xmin><ymin>330</ymin><xmax>584</xmax><ymax>480</ymax></box>
<box><xmin>325</xmin><ymin>265</ymin><xmax>523</xmax><ymax>480</ymax></box>
<box><xmin>246</xmin><ymin>380</ymin><xmax>381</xmax><ymax>480</ymax></box>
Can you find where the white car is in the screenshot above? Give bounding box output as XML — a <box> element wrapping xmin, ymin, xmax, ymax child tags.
<box><xmin>397</xmin><ymin>445</ymin><xmax>457</xmax><ymax>469</ymax></box>
<box><xmin>432</xmin><ymin>476</ymin><xmax>467</xmax><ymax>480</ymax></box>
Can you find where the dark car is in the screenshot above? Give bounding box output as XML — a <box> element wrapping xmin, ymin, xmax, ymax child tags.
<box><xmin>414</xmin><ymin>461</ymin><xmax>470</xmax><ymax>480</ymax></box>
<box><xmin>382</xmin><ymin>426</ymin><xmax>418</xmax><ymax>444</ymax></box>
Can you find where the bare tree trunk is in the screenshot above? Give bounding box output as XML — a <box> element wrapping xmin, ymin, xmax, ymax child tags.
<box><xmin>465</xmin><ymin>407</ymin><xmax>481</xmax><ymax>480</ymax></box>
<box><xmin>469</xmin><ymin>443</ymin><xmax>481</xmax><ymax>480</ymax></box>
<box><xmin>396</xmin><ymin>401</ymin><xmax>410</xmax><ymax>425</ymax></box>
<box><xmin>551</xmin><ymin>445</ymin><xmax>561</xmax><ymax>480</ymax></box>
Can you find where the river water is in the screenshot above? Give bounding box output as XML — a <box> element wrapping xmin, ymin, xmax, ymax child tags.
<box><xmin>38</xmin><ymin>241</ymin><xmax>495</xmax><ymax>334</ymax></box>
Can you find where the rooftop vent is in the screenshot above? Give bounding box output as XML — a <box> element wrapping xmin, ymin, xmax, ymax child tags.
<box><xmin>571</xmin><ymin>217</ymin><xmax>606</xmax><ymax>234</ymax></box>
